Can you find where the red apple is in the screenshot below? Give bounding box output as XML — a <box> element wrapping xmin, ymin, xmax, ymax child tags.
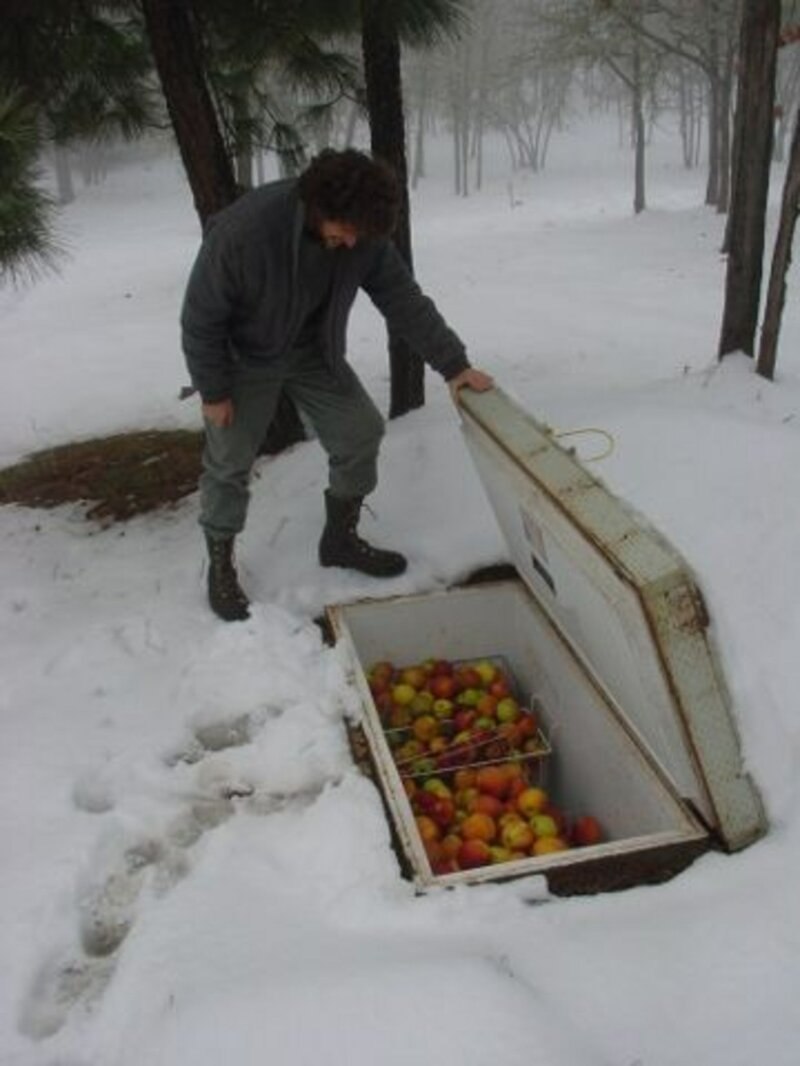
<box><xmin>431</xmin><ymin>797</ymin><xmax>456</xmax><ymax>830</ymax></box>
<box><xmin>457</xmin><ymin>838</ymin><xmax>492</xmax><ymax>869</ymax></box>
<box><xmin>452</xmin><ymin>709</ymin><xmax>476</xmax><ymax>733</ymax></box>
<box><xmin>475</xmin><ymin>693</ymin><xmax>499</xmax><ymax>718</ymax></box>
<box><xmin>430</xmin><ymin>659</ymin><xmax>454</xmax><ymax>677</ymax></box>
<box><xmin>429</xmin><ymin>674</ymin><xmax>458</xmax><ymax>700</ymax></box>
<box><xmin>455</xmin><ymin>667</ymin><xmax>482</xmax><ymax>691</ymax></box>
<box><xmin>572</xmin><ymin>815</ymin><xmax>604</xmax><ymax>847</ymax></box>
<box><xmin>474</xmin><ymin>765</ymin><xmax>509</xmax><ymax>800</ymax></box>
<box><xmin>471</xmin><ymin>793</ymin><xmax>505</xmax><ymax>819</ymax></box>
<box><xmin>488</xmin><ymin>677</ymin><xmax>512</xmax><ymax>699</ymax></box>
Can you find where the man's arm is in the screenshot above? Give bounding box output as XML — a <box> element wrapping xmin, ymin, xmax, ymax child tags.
<box><xmin>360</xmin><ymin>241</ymin><xmax>470</xmax><ymax>381</ymax></box>
<box><xmin>180</xmin><ymin>233</ymin><xmax>239</xmax><ymax>406</ymax></box>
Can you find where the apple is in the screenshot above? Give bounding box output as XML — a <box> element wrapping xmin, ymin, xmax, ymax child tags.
<box><xmin>374</xmin><ymin>691</ymin><xmax>395</xmax><ymax>719</ymax></box>
<box><xmin>473</xmin><ymin>659</ymin><xmax>498</xmax><ymax>685</ymax></box>
<box><xmin>423</xmin><ymin>838</ymin><xmax>444</xmax><ymax>865</ymax></box>
<box><xmin>488</xmin><ymin>677</ymin><xmax>511</xmax><ymax>699</ymax></box>
<box><xmin>452</xmin><ymin>768</ymin><xmax>477</xmax><ymax>791</ymax></box>
<box><xmin>412</xmin><ymin>715</ymin><xmax>439</xmax><ymax>743</ymax></box>
<box><xmin>369</xmin><ymin>660</ymin><xmax>395</xmax><ymax>682</ymax></box>
<box><xmin>410</xmin><ymin>691</ymin><xmax>434</xmax><ymax>715</ymax></box>
<box><xmin>471</xmin><ymin>793</ymin><xmax>505</xmax><ymax>818</ymax></box>
<box><xmin>532</xmin><ymin>836</ymin><xmax>569</xmax><ymax>856</ymax></box>
<box><xmin>432</xmin><ymin>697</ymin><xmax>455</xmax><ymax>720</ymax></box>
<box><xmin>401</xmin><ymin>666</ymin><xmax>428</xmax><ymax>689</ymax></box>
<box><xmin>457</xmin><ymin>838</ymin><xmax>492</xmax><ymax>869</ymax></box>
<box><xmin>441</xmin><ymin>833</ymin><xmax>463</xmax><ymax>858</ymax></box>
<box><xmin>431</xmin><ymin>797</ymin><xmax>456</xmax><ymax>830</ymax></box>
<box><xmin>498</xmin><ymin>809</ymin><xmax>526</xmax><ymax>829</ymax></box>
<box><xmin>452</xmin><ymin>708</ymin><xmax>476</xmax><ymax>732</ymax></box>
<box><xmin>415</xmin><ymin>789</ymin><xmax>439</xmax><ymax>814</ymax></box>
<box><xmin>543</xmin><ymin>804</ymin><xmax>568</xmax><ymax>835</ymax></box>
<box><xmin>474</xmin><ymin>765</ymin><xmax>509</xmax><ymax>800</ymax></box>
<box><xmin>429</xmin><ymin>674</ymin><xmax>458</xmax><ymax>700</ymax></box>
<box><xmin>415</xmin><ymin>814</ymin><xmax>440</xmax><ymax>844</ymax></box>
<box><xmin>460</xmin><ymin>812</ymin><xmax>498</xmax><ymax>843</ymax></box>
<box><xmin>430</xmin><ymin>659</ymin><xmax>454</xmax><ymax>677</ymax></box>
<box><xmin>457</xmin><ymin>667</ymin><xmax>483</xmax><ymax>690</ymax></box>
<box><xmin>368</xmin><ymin>674</ymin><xmax>391</xmax><ymax>698</ymax></box>
<box><xmin>475</xmin><ymin>693</ymin><xmax>499</xmax><ymax>718</ymax></box>
<box><xmin>388</xmin><ymin>705</ymin><xmax>412</xmax><ymax>729</ymax></box>
<box><xmin>506</xmin><ymin>777</ymin><xmax>528</xmax><ymax>801</ymax></box>
<box><xmin>410</xmin><ymin>756</ymin><xmax>436</xmax><ymax>776</ymax></box>
<box><xmin>395</xmin><ymin>739</ymin><xmax>423</xmax><ymax>761</ymax></box>
<box><xmin>496</xmin><ymin>697</ymin><xmax>521</xmax><ymax>723</ymax></box>
<box><xmin>515</xmin><ymin>787</ymin><xmax>549</xmax><ymax>816</ymax></box>
<box><xmin>453</xmin><ymin>786</ymin><xmax>479</xmax><ymax>811</ymax></box>
<box><xmin>422</xmin><ymin>777</ymin><xmax>452</xmax><ymax>799</ymax></box>
<box><xmin>501</xmin><ymin>819</ymin><xmax>535</xmax><ymax>852</ymax></box>
<box><xmin>488</xmin><ymin>845</ymin><xmax>513</xmax><ymax>865</ymax></box>
<box><xmin>392</xmin><ymin>683</ymin><xmax>417</xmax><ymax>706</ymax></box>
<box><xmin>529</xmin><ymin>813</ymin><xmax>559</xmax><ymax>839</ymax></box>
<box><xmin>572</xmin><ymin>815</ymin><xmax>604</xmax><ymax>847</ymax></box>
<box><xmin>457</xmin><ymin>688</ymin><xmax>482</xmax><ymax>707</ymax></box>
<box><xmin>516</xmin><ymin>712</ymin><xmax>539</xmax><ymax>739</ymax></box>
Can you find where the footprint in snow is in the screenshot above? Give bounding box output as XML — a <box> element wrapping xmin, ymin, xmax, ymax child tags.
<box><xmin>21</xmin><ymin>706</ymin><xmax>331</xmax><ymax>1040</ymax></box>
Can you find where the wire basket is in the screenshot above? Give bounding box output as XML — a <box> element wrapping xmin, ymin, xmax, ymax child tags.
<box><xmin>375</xmin><ymin>655</ymin><xmax>553</xmax><ymax>785</ymax></box>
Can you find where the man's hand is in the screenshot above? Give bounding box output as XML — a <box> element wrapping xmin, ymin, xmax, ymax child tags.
<box><xmin>202</xmin><ymin>398</ymin><xmax>235</xmax><ymax>428</ymax></box>
<box><xmin>448</xmin><ymin>367</ymin><xmax>494</xmax><ymax>403</ymax></box>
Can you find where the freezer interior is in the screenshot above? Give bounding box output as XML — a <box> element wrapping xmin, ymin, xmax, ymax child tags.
<box><xmin>334</xmin><ymin>580</ymin><xmax>704</xmax><ymax>864</ymax></box>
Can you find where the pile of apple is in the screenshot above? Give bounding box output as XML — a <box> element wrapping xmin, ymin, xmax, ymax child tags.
<box><xmin>366</xmin><ymin>657</ymin><xmax>605</xmax><ymax>873</ymax></box>
<box><xmin>367</xmin><ymin>656</ymin><xmax>546</xmax><ymax>779</ymax></box>
<box><xmin>407</xmin><ymin>764</ymin><xmax>604</xmax><ymax>873</ymax></box>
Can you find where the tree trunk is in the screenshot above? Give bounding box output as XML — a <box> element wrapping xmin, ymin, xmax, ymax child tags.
<box><xmin>718</xmin><ymin>0</ymin><xmax>780</xmax><ymax>359</ymax></box>
<box><xmin>360</xmin><ymin>0</ymin><xmax>424</xmax><ymax>417</ymax></box>
<box><xmin>411</xmin><ymin>93</ymin><xmax>426</xmax><ymax>189</ymax></box>
<box><xmin>705</xmin><ymin>12</ymin><xmax>721</xmax><ymax>206</ymax></box>
<box><xmin>678</xmin><ymin>65</ymin><xmax>694</xmax><ymax>168</ymax></box>
<box><xmin>141</xmin><ymin>0</ymin><xmax>305</xmax><ymax>453</ymax></box>
<box><xmin>632</xmin><ymin>42</ymin><xmax>646</xmax><ymax>214</ymax></box>
<box><xmin>756</xmin><ymin>107</ymin><xmax>800</xmax><ymax>379</ymax></box>
<box><xmin>716</xmin><ymin>37</ymin><xmax>734</xmax><ymax>213</ymax></box>
<box><xmin>139</xmin><ymin>0</ymin><xmax>237</xmax><ymax>224</ymax></box>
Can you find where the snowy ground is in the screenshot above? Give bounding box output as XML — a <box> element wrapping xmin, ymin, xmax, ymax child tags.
<box><xmin>2</xmin><ymin>120</ymin><xmax>800</xmax><ymax>1066</ymax></box>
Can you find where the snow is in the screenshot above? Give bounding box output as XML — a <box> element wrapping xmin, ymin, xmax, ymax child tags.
<box><xmin>2</xmin><ymin>119</ymin><xmax>800</xmax><ymax>1065</ymax></box>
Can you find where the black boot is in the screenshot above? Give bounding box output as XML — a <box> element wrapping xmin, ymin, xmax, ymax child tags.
<box><xmin>318</xmin><ymin>491</ymin><xmax>407</xmax><ymax>578</ymax></box>
<box><xmin>205</xmin><ymin>534</ymin><xmax>250</xmax><ymax>621</ymax></box>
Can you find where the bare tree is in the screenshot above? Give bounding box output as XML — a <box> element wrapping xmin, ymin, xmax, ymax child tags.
<box><xmin>757</xmin><ymin>28</ymin><xmax>800</xmax><ymax>378</ymax></box>
<box><xmin>718</xmin><ymin>0</ymin><xmax>780</xmax><ymax>360</ymax></box>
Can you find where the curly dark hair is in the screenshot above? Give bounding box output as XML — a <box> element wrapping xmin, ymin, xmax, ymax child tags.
<box><xmin>297</xmin><ymin>149</ymin><xmax>400</xmax><ymax>239</ymax></box>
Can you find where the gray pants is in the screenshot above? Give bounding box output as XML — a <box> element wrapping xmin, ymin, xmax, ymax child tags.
<box><xmin>200</xmin><ymin>347</ymin><xmax>384</xmax><ymax>539</ymax></box>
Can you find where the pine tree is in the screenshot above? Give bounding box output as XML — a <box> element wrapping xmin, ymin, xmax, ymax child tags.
<box><xmin>0</xmin><ymin>89</ymin><xmax>62</xmax><ymax>283</ymax></box>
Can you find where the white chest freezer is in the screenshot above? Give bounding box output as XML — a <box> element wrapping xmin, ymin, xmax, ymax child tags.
<box><xmin>326</xmin><ymin>387</ymin><xmax>766</xmax><ymax>895</ymax></box>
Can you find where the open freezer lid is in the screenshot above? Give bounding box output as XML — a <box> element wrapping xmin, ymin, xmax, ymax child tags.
<box><xmin>458</xmin><ymin>386</ymin><xmax>766</xmax><ymax>851</ymax></box>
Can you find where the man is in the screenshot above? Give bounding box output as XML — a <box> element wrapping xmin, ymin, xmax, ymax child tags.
<box><xmin>181</xmin><ymin>148</ymin><xmax>492</xmax><ymax>622</ymax></box>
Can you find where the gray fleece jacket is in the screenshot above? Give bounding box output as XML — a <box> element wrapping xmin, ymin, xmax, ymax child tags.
<box><xmin>181</xmin><ymin>179</ymin><xmax>470</xmax><ymax>403</ymax></box>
